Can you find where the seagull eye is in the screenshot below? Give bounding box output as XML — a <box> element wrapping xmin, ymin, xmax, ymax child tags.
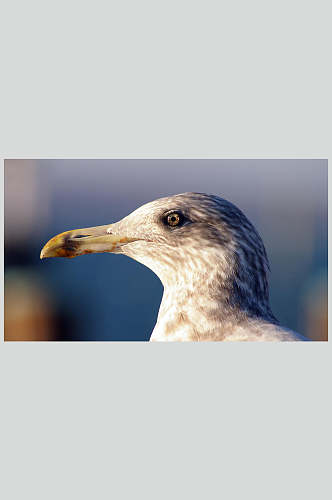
<box><xmin>166</xmin><ymin>212</ymin><xmax>182</xmax><ymax>227</ymax></box>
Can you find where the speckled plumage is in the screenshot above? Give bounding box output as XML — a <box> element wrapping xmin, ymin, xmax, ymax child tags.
<box><xmin>41</xmin><ymin>192</ymin><xmax>308</xmax><ymax>341</ymax></box>
<box><xmin>108</xmin><ymin>193</ymin><xmax>307</xmax><ymax>341</ymax></box>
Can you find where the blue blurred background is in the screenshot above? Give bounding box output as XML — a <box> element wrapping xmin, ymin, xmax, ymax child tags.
<box><xmin>4</xmin><ymin>159</ymin><xmax>327</xmax><ymax>341</ymax></box>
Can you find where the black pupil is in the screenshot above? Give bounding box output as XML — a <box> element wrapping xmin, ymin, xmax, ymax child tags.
<box><xmin>168</xmin><ymin>213</ymin><xmax>180</xmax><ymax>225</ymax></box>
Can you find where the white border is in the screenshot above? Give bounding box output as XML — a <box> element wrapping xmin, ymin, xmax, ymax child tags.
<box><xmin>1</xmin><ymin>0</ymin><xmax>330</xmax><ymax>497</ymax></box>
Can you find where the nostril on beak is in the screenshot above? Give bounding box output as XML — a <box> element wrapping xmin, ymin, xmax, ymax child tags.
<box><xmin>74</xmin><ymin>235</ymin><xmax>90</xmax><ymax>239</ymax></box>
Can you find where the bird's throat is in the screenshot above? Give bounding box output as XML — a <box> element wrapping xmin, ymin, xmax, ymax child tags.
<box><xmin>150</xmin><ymin>283</ymin><xmax>238</xmax><ymax>341</ymax></box>
<box><xmin>149</xmin><ymin>272</ymin><xmax>276</xmax><ymax>342</ymax></box>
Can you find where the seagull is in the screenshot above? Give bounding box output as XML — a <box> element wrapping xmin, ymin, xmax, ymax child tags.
<box><xmin>40</xmin><ymin>192</ymin><xmax>308</xmax><ymax>341</ymax></box>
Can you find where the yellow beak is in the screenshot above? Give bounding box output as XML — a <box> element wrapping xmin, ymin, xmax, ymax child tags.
<box><xmin>40</xmin><ymin>224</ymin><xmax>137</xmax><ymax>259</ymax></box>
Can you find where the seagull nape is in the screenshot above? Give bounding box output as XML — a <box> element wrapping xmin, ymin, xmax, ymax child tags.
<box><xmin>41</xmin><ymin>192</ymin><xmax>308</xmax><ymax>341</ymax></box>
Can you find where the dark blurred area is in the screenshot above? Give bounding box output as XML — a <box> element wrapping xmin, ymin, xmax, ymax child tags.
<box><xmin>4</xmin><ymin>159</ymin><xmax>328</xmax><ymax>341</ymax></box>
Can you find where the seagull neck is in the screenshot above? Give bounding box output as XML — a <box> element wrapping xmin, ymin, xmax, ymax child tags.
<box><xmin>150</xmin><ymin>271</ymin><xmax>276</xmax><ymax>342</ymax></box>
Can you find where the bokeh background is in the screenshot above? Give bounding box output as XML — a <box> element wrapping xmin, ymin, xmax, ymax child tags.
<box><xmin>4</xmin><ymin>159</ymin><xmax>328</xmax><ymax>341</ymax></box>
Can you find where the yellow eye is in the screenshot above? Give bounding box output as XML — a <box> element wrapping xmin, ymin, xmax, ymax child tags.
<box><xmin>167</xmin><ymin>213</ymin><xmax>181</xmax><ymax>226</ymax></box>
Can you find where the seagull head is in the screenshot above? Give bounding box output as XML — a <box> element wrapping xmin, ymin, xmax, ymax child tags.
<box><xmin>41</xmin><ymin>192</ymin><xmax>274</xmax><ymax>321</ymax></box>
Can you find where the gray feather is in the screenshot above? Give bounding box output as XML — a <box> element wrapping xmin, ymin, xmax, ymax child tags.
<box><xmin>112</xmin><ymin>192</ymin><xmax>308</xmax><ymax>342</ymax></box>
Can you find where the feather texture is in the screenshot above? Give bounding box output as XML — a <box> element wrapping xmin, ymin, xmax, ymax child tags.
<box><xmin>112</xmin><ymin>193</ymin><xmax>308</xmax><ymax>341</ymax></box>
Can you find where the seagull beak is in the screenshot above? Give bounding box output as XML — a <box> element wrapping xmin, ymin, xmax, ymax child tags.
<box><xmin>40</xmin><ymin>224</ymin><xmax>137</xmax><ymax>259</ymax></box>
